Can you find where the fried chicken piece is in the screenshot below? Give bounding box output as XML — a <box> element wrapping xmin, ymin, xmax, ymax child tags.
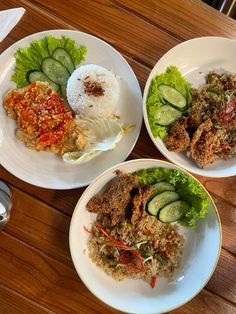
<box><xmin>131</xmin><ymin>185</ymin><xmax>154</xmax><ymax>225</ymax></box>
<box><xmin>188</xmin><ymin>112</ymin><xmax>202</xmax><ymax>128</ymax></box>
<box><xmin>189</xmin><ymin>119</ymin><xmax>219</xmax><ymax>168</ymax></box>
<box><xmin>86</xmin><ymin>170</ymin><xmax>139</xmax><ymax>225</ymax></box>
<box><xmin>165</xmin><ymin>116</ymin><xmax>190</xmax><ymax>152</ymax></box>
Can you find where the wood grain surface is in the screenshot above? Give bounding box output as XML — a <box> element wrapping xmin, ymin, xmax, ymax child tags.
<box><xmin>0</xmin><ymin>0</ymin><xmax>236</xmax><ymax>313</ymax></box>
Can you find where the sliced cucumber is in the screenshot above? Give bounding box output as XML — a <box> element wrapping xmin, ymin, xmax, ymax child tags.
<box><xmin>154</xmin><ymin>104</ymin><xmax>182</xmax><ymax>126</ymax></box>
<box><xmin>159</xmin><ymin>200</ymin><xmax>190</xmax><ymax>223</ymax></box>
<box><xmin>28</xmin><ymin>71</ymin><xmax>60</xmax><ymax>92</ymax></box>
<box><xmin>152</xmin><ymin>182</ymin><xmax>175</xmax><ymax>194</ymax></box>
<box><xmin>42</xmin><ymin>57</ymin><xmax>70</xmax><ymax>86</ymax></box>
<box><xmin>52</xmin><ymin>48</ymin><xmax>75</xmax><ymax>74</ymax></box>
<box><xmin>158</xmin><ymin>84</ymin><xmax>187</xmax><ymax>109</ymax></box>
<box><xmin>147</xmin><ymin>191</ymin><xmax>179</xmax><ymax>216</ymax></box>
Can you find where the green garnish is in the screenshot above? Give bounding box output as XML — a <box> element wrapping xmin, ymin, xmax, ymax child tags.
<box><xmin>155</xmin><ymin>253</ymin><xmax>166</xmax><ymax>265</ymax></box>
<box><xmin>146</xmin><ymin>66</ymin><xmax>192</xmax><ymax>138</ymax></box>
<box><xmin>12</xmin><ymin>35</ymin><xmax>87</xmax><ymax>88</ymax></box>
<box><xmin>135</xmin><ymin>167</ymin><xmax>210</xmax><ymax>228</ymax></box>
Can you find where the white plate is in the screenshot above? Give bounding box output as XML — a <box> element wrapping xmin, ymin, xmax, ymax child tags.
<box><xmin>143</xmin><ymin>37</ymin><xmax>236</xmax><ymax>177</ymax></box>
<box><xmin>0</xmin><ymin>29</ymin><xmax>142</xmax><ymax>189</ymax></box>
<box><xmin>69</xmin><ymin>159</ymin><xmax>221</xmax><ymax>314</ymax></box>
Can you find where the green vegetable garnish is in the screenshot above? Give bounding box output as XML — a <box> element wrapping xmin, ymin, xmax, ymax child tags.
<box><xmin>12</xmin><ymin>35</ymin><xmax>87</xmax><ymax>88</ymax></box>
<box><xmin>135</xmin><ymin>167</ymin><xmax>210</xmax><ymax>228</ymax></box>
<box><xmin>146</xmin><ymin>66</ymin><xmax>192</xmax><ymax>138</ymax></box>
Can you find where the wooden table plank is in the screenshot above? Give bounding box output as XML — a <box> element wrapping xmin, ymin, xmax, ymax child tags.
<box><xmin>206</xmin><ymin>249</ymin><xmax>236</xmax><ymax>303</ymax></box>
<box><xmin>0</xmin><ymin>230</ymin><xmax>235</xmax><ymax>313</ymax></box>
<box><xmin>0</xmin><ymin>232</ymin><xmax>121</xmax><ymax>314</ymax></box>
<box><xmin>113</xmin><ymin>0</ymin><xmax>236</xmax><ymax>39</ymax></box>
<box><xmin>0</xmin><ymin>284</ymin><xmax>54</xmax><ymax>314</ymax></box>
<box><xmin>2</xmin><ymin>185</ymin><xmax>235</xmax><ymax>306</ymax></box>
<box><xmin>5</xmin><ymin>187</ymin><xmax>72</xmax><ymax>266</ymax></box>
<box><xmin>1</xmin><ymin>0</ymin><xmax>236</xmax><ymax>313</ymax></box>
<box><xmin>18</xmin><ymin>0</ymin><xmax>180</xmax><ymax>66</ymax></box>
<box><xmin>169</xmin><ymin>289</ymin><xmax>236</xmax><ymax>314</ymax></box>
<box><xmin>205</xmin><ymin>177</ymin><xmax>236</xmax><ymax>208</ymax></box>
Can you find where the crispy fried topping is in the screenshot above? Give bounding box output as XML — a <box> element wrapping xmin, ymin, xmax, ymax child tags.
<box><xmin>84</xmin><ymin>80</ymin><xmax>105</xmax><ymax>96</ymax></box>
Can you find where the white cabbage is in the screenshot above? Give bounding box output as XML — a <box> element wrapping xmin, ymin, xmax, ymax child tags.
<box><xmin>63</xmin><ymin>115</ymin><xmax>124</xmax><ymax>164</ymax></box>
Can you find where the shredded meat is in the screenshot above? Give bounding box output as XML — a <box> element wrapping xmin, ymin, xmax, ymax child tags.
<box><xmin>165</xmin><ymin>117</ymin><xmax>190</xmax><ymax>152</ymax></box>
<box><xmin>86</xmin><ymin>170</ymin><xmax>139</xmax><ymax>226</ymax></box>
<box><xmin>189</xmin><ymin>119</ymin><xmax>219</xmax><ymax>168</ymax></box>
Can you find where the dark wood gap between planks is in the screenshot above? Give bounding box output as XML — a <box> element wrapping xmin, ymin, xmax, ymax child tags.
<box><xmin>110</xmin><ymin>0</ymin><xmax>185</xmax><ymax>42</ymax></box>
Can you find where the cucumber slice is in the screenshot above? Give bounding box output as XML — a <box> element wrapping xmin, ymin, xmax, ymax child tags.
<box><xmin>159</xmin><ymin>200</ymin><xmax>190</xmax><ymax>223</ymax></box>
<box><xmin>28</xmin><ymin>71</ymin><xmax>60</xmax><ymax>92</ymax></box>
<box><xmin>147</xmin><ymin>191</ymin><xmax>179</xmax><ymax>216</ymax></box>
<box><xmin>154</xmin><ymin>104</ymin><xmax>182</xmax><ymax>126</ymax></box>
<box><xmin>152</xmin><ymin>182</ymin><xmax>175</xmax><ymax>194</ymax></box>
<box><xmin>158</xmin><ymin>84</ymin><xmax>187</xmax><ymax>109</ymax></box>
<box><xmin>52</xmin><ymin>48</ymin><xmax>75</xmax><ymax>74</ymax></box>
<box><xmin>42</xmin><ymin>57</ymin><xmax>70</xmax><ymax>86</ymax></box>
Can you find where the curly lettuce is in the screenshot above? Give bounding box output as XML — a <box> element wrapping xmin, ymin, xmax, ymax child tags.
<box><xmin>135</xmin><ymin>167</ymin><xmax>210</xmax><ymax>228</ymax></box>
<box><xmin>12</xmin><ymin>35</ymin><xmax>87</xmax><ymax>88</ymax></box>
<box><xmin>146</xmin><ymin>66</ymin><xmax>192</xmax><ymax>138</ymax></box>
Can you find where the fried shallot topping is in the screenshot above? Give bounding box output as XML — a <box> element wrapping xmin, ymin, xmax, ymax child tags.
<box><xmin>84</xmin><ymin>80</ymin><xmax>105</xmax><ymax>96</ymax></box>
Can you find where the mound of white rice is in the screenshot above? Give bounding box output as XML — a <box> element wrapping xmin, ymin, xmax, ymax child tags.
<box><xmin>66</xmin><ymin>64</ymin><xmax>120</xmax><ymax>117</ymax></box>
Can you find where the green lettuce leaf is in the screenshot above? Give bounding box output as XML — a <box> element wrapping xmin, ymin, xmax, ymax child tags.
<box><xmin>146</xmin><ymin>66</ymin><xmax>192</xmax><ymax>138</ymax></box>
<box><xmin>135</xmin><ymin>167</ymin><xmax>210</xmax><ymax>228</ymax></box>
<box><xmin>12</xmin><ymin>35</ymin><xmax>87</xmax><ymax>88</ymax></box>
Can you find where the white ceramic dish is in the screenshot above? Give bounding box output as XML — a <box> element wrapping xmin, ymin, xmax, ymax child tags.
<box><xmin>0</xmin><ymin>29</ymin><xmax>142</xmax><ymax>189</ymax></box>
<box><xmin>69</xmin><ymin>159</ymin><xmax>221</xmax><ymax>314</ymax></box>
<box><xmin>143</xmin><ymin>37</ymin><xmax>236</xmax><ymax>177</ymax></box>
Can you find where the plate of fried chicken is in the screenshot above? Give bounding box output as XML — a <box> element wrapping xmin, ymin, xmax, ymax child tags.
<box><xmin>143</xmin><ymin>37</ymin><xmax>236</xmax><ymax>177</ymax></box>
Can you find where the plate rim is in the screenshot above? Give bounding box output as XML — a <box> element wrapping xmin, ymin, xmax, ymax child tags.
<box><xmin>69</xmin><ymin>158</ymin><xmax>222</xmax><ymax>314</ymax></box>
<box><xmin>142</xmin><ymin>36</ymin><xmax>236</xmax><ymax>178</ymax></box>
<box><xmin>0</xmin><ymin>29</ymin><xmax>143</xmax><ymax>189</ymax></box>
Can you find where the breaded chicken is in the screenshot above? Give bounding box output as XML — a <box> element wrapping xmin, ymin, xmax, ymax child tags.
<box><xmin>165</xmin><ymin>116</ymin><xmax>190</xmax><ymax>152</ymax></box>
<box><xmin>86</xmin><ymin>170</ymin><xmax>139</xmax><ymax>226</ymax></box>
<box><xmin>190</xmin><ymin>119</ymin><xmax>218</xmax><ymax>168</ymax></box>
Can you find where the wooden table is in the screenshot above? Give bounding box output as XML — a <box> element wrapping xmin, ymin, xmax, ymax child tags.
<box><xmin>0</xmin><ymin>0</ymin><xmax>236</xmax><ymax>313</ymax></box>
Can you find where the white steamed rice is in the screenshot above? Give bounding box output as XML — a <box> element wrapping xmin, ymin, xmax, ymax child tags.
<box><xmin>66</xmin><ymin>64</ymin><xmax>120</xmax><ymax>117</ymax></box>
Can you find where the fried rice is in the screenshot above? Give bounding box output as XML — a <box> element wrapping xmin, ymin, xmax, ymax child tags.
<box><xmin>85</xmin><ymin>171</ymin><xmax>184</xmax><ymax>287</ymax></box>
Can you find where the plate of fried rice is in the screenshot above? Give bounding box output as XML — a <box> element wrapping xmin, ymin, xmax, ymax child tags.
<box><xmin>0</xmin><ymin>29</ymin><xmax>142</xmax><ymax>189</ymax></box>
<box><xmin>69</xmin><ymin>159</ymin><xmax>221</xmax><ymax>314</ymax></box>
<box><xmin>143</xmin><ymin>37</ymin><xmax>236</xmax><ymax>177</ymax></box>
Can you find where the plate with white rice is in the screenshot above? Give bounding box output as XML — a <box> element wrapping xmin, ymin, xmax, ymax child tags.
<box><xmin>0</xmin><ymin>29</ymin><xmax>143</xmax><ymax>189</ymax></box>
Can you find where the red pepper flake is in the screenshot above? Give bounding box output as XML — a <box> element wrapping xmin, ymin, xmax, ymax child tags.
<box><xmin>150</xmin><ymin>276</ymin><xmax>157</xmax><ymax>288</ymax></box>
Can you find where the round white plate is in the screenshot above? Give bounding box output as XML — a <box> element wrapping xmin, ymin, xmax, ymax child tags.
<box><xmin>69</xmin><ymin>159</ymin><xmax>221</xmax><ymax>314</ymax></box>
<box><xmin>0</xmin><ymin>29</ymin><xmax>142</xmax><ymax>189</ymax></box>
<box><xmin>143</xmin><ymin>37</ymin><xmax>236</xmax><ymax>177</ymax></box>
